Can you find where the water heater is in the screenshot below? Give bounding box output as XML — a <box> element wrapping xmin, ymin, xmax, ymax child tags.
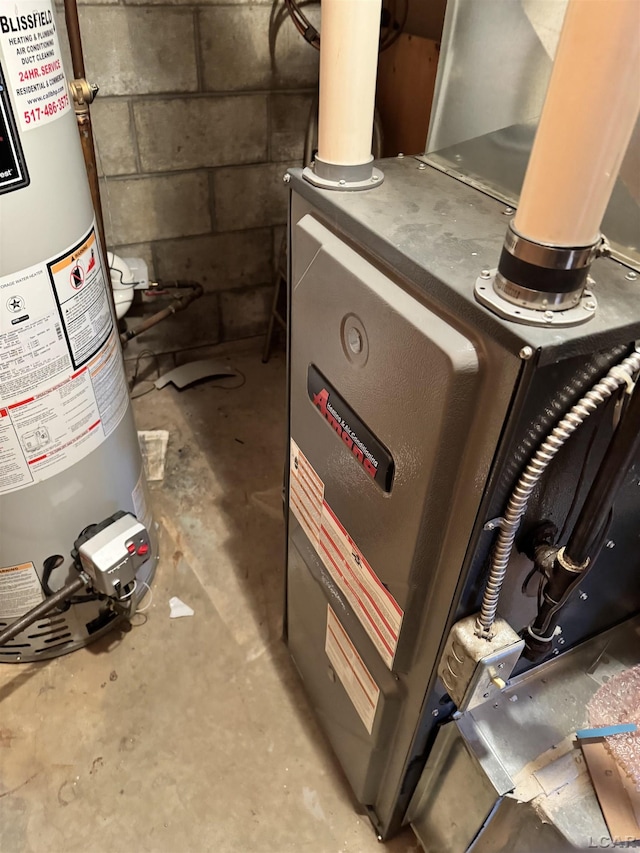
<box><xmin>0</xmin><ymin>0</ymin><xmax>157</xmax><ymax>662</ymax></box>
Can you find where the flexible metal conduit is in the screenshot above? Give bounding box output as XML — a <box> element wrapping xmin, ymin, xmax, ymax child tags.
<box><xmin>476</xmin><ymin>346</ymin><xmax>640</xmax><ymax>639</ymax></box>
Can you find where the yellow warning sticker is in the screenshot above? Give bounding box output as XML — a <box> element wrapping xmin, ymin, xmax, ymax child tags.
<box><xmin>0</xmin><ymin>561</ymin><xmax>43</xmax><ymax>620</ymax></box>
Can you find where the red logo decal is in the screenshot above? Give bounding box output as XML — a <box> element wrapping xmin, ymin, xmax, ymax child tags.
<box><xmin>312</xmin><ymin>388</ymin><xmax>376</xmax><ymax>480</ymax></box>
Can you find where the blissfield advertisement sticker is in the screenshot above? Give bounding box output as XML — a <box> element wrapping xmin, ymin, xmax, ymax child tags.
<box><xmin>0</xmin><ymin>0</ymin><xmax>71</xmax><ymax>132</ymax></box>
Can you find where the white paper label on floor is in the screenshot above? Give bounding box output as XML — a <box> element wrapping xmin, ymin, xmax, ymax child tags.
<box><xmin>289</xmin><ymin>438</ymin><xmax>403</xmax><ymax>669</ymax></box>
<box><xmin>325</xmin><ymin>605</ymin><xmax>379</xmax><ymax>735</ymax></box>
<box><xmin>0</xmin><ymin>0</ymin><xmax>71</xmax><ymax>132</ymax></box>
<box><xmin>289</xmin><ymin>438</ymin><xmax>324</xmax><ymax>546</ymax></box>
<box><xmin>0</xmin><ymin>561</ymin><xmax>43</xmax><ymax>620</ymax></box>
<box><xmin>0</xmin><ymin>222</ymin><xmax>128</xmax><ymax>494</ymax></box>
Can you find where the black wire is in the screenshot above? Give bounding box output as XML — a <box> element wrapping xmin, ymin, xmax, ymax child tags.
<box><xmin>129</xmin><ymin>349</ymin><xmax>161</xmax><ymax>396</ymax></box>
<box><xmin>109</xmin><ymin>262</ymin><xmax>136</xmax><ymax>288</ymax></box>
<box><xmin>210</xmin><ymin>370</ymin><xmax>246</xmax><ymax>391</ymax></box>
<box><xmin>558</xmin><ymin>388</ymin><xmax>625</xmax><ymax>543</ymax></box>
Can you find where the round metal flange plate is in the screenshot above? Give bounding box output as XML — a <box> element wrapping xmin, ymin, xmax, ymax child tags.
<box><xmin>474</xmin><ymin>272</ymin><xmax>597</xmax><ymax>327</ymax></box>
<box><xmin>302</xmin><ymin>165</ymin><xmax>385</xmax><ymax>192</ymax></box>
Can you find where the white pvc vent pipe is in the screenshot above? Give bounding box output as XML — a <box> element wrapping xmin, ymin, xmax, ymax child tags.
<box><xmin>514</xmin><ymin>0</ymin><xmax>640</xmax><ymax>248</ymax></box>
<box><xmin>316</xmin><ymin>0</ymin><xmax>382</xmax><ymax>179</ymax></box>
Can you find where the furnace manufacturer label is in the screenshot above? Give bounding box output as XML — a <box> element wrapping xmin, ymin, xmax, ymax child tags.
<box><xmin>307</xmin><ymin>365</ymin><xmax>394</xmax><ymax>492</ymax></box>
<box><xmin>0</xmin><ymin>221</ymin><xmax>128</xmax><ymax>494</ymax></box>
<box><xmin>325</xmin><ymin>605</ymin><xmax>380</xmax><ymax>735</ymax></box>
<box><xmin>0</xmin><ymin>561</ymin><xmax>43</xmax><ymax>620</ymax></box>
<box><xmin>0</xmin><ymin>62</ymin><xmax>29</xmax><ymax>194</ymax></box>
<box><xmin>0</xmin><ymin>0</ymin><xmax>71</xmax><ymax>132</ymax></box>
<box><xmin>290</xmin><ymin>438</ymin><xmax>403</xmax><ymax>669</ymax></box>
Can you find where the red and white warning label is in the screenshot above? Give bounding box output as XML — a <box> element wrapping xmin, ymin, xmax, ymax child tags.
<box><xmin>289</xmin><ymin>438</ymin><xmax>324</xmax><ymax>546</ymax></box>
<box><xmin>0</xmin><ymin>561</ymin><xmax>43</xmax><ymax>620</ymax></box>
<box><xmin>290</xmin><ymin>438</ymin><xmax>403</xmax><ymax>669</ymax></box>
<box><xmin>0</xmin><ymin>0</ymin><xmax>71</xmax><ymax>132</ymax></box>
<box><xmin>0</xmin><ymin>221</ymin><xmax>128</xmax><ymax>495</ymax></box>
<box><xmin>325</xmin><ymin>605</ymin><xmax>380</xmax><ymax>735</ymax></box>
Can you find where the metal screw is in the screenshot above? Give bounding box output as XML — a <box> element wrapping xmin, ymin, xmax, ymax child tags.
<box><xmin>418</xmin><ymin>162</ymin><xmax>427</xmax><ymax>170</ymax></box>
<box><xmin>432</xmin><ymin>709</ymin><xmax>439</xmax><ymax>717</ymax></box>
<box><xmin>519</xmin><ymin>346</ymin><xmax>533</xmax><ymax>360</ymax></box>
<box><xmin>544</xmin><ymin>310</ymin><xmax>554</xmax><ymax>320</ymax></box>
<box><xmin>371</xmin><ymin>174</ymin><xmax>379</xmax><ymax>181</ymax></box>
<box><xmin>283</xmin><ymin>173</ymin><xmax>291</xmax><ymax>184</ymax></box>
<box><xmin>497</xmin><ymin>662</ymin><xmax>505</xmax><ymax>670</ymax></box>
<box><xmin>480</xmin><ymin>269</ymin><xmax>491</xmax><ymax>279</ymax></box>
<box><xmin>339</xmin><ymin>179</ymin><xmax>346</xmax><ymax>186</ymax></box>
<box><xmin>557</xmin><ymin>637</ymin><xmax>565</xmax><ymax>646</ymax></box>
<box><xmin>397</xmin><ymin>153</ymin><xmax>404</xmax><ymax>159</ymax></box>
<box><xmin>606</xmin><ymin>540</ymin><xmax>615</xmax><ymax>549</ymax></box>
<box><xmin>585</xmin><ymin>300</ymin><xmax>596</xmax><ymax>310</ymax></box>
<box><xmin>483</xmin><ymin>692</ymin><xmax>489</xmax><ymax>699</ymax></box>
<box><xmin>552</xmin><ymin>649</ymin><xmax>560</xmax><ymax>656</ymax></box>
<box><xmin>625</xmin><ymin>271</ymin><xmax>637</xmax><ymax>281</ymax></box>
<box><xmin>579</xmin><ymin>591</ymin><xmax>588</xmax><ymax>601</ymax></box>
<box><xmin>503</xmin><ymin>207</ymin><xmax>514</xmax><ymax>215</ymax></box>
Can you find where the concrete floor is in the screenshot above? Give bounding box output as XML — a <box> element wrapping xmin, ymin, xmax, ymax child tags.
<box><xmin>0</xmin><ymin>340</ymin><xmax>418</xmax><ymax>853</ymax></box>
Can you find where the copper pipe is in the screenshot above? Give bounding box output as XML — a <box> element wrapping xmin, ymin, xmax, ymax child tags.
<box><xmin>63</xmin><ymin>0</ymin><xmax>109</xmax><ymax>278</ymax></box>
<box><xmin>64</xmin><ymin>0</ymin><xmax>85</xmax><ymax>78</ymax></box>
<box><xmin>120</xmin><ymin>282</ymin><xmax>205</xmax><ymax>346</ymax></box>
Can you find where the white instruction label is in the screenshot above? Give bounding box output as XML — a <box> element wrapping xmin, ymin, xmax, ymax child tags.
<box><xmin>0</xmin><ymin>0</ymin><xmax>71</xmax><ymax>132</ymax></box>
<box><xmin>289</xmin><ymin>438</ymin><xmax>324</xmax><ymax>546</ymax></box>
<box><xmin>0</xmin><ymin>561</ymin><xmax>44</xmax><ymax>620</ymax></box>
<box><xmin>0</xmin><ymin>222</ymin><xmax>129</xmax><ymax>494</ymax></box>
<box><xmin>326</xmin><ymin>605</ymin><xmax>379</xmax><ymax>735</ymax></box>
<box><xmin>289</xmin><ymin>438</ymin><xmax>403</xmax><ymax>669</ymax></box>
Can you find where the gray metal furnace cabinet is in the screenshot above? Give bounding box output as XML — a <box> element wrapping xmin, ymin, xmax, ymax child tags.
<box><xmin>284</xmin><ymin>158</ymin><xmax>640</xmax><ymax>840</ymax></box>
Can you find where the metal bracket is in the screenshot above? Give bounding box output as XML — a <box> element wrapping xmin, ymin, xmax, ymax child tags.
<box><xmin>302</xmin><ymin>164</ymin><xmax>385</xmax><ymax>192</ymax></box>
<box><xmin>438</xmin><ymin>615</ymin><xmax>525</xmax><ymax>711</ymax></box>
<box><xmin>475</xmin><ymin>271</ymin><xmax>597</xmax><ymax>327</ymax></box>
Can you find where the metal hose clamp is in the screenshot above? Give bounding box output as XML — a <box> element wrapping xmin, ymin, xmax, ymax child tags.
<box><xmin>475</xmin><ymin>223</ymin><xmax>608</xmax><ymax>327</ymax></box>
<box><xmin>495</xmin><ymin>224</ymin><xmax>604</xmax><ymax>311</ymax></box>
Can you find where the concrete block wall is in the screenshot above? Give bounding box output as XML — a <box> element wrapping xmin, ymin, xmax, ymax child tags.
<box><xmin>55</xmin><ymin>1</ymin><xmax>318</xmax><ymax>353</ymax></box>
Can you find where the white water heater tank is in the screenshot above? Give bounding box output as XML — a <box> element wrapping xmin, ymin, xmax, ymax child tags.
<box><xmin>0</xmin><ymin>0</ymin><xmax>157</xmax><ymax>661</ymax></box>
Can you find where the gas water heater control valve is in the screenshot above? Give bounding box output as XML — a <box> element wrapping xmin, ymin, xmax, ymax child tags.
<box><xmin>75</xmin><ymin>512</ymin><xmax>150</xmax><ymax>599</ymax></box>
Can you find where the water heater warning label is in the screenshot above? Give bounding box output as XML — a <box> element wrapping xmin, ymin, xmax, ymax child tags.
<box><xmin>290</xmin><ymin>438</ymin><xmax>403</xmax><ymax>669</ymax></box>
<box><xmin>48</xmin><ymin>228</ymin><xmax>113</xmax><ymax>369</ymax></box>
<box><xmin>0</xmin><ymin>0</ymin><xmax>71</xmax><ymax>132</ymax></box>
<box><xmin>0</xmin><ymin>221</ymin><xmax>128</xmax><ymax>495</ymax></box>
<box><xmin>0</xmin><ymin>561</ymin><xmax>43</xmax><ymax>620</ymax></box>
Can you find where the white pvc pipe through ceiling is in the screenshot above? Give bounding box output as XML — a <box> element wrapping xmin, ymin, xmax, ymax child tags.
<box><xmin>317</xmin><ymin>0</ymin><xmax>382</xmax><ymax>167</ymax></box>
<box><xmin>514</xmin><ymin>0</ymin><xmax>640</xmax><ymax>248</ymax></box>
